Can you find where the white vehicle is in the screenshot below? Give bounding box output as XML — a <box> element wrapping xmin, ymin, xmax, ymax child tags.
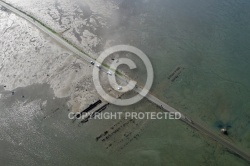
<box><xmin>117</xmin><ymin>86</ymin><xmax>122</xmax><ymax>90</ymax></box>
<box><xmin>107</xmin><ymin>71</ymin><xmax>112</xmax><ymax>76</ymax></box>
<box><xmin>96</xmin><ymin>64</ymin><xmax>101</xmax><ymax>69</ymax></box>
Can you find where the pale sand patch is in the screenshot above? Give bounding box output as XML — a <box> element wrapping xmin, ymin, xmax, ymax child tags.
<box><xmin>0</xmin><ymin>8</ymin><xmax>123</xmax><ymax>113</ymax></box>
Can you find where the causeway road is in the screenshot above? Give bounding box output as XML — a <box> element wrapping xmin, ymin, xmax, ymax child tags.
<box><xmin>1</xmin><ymin>0</ymin><xmax>250</xmax><ymax>163</ymax></box>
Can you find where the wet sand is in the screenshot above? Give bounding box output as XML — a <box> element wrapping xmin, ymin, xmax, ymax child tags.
<box><xmin>1</xmin><ymin>0</ymin><xmax>250</xmax><ymax>165</ymax></box>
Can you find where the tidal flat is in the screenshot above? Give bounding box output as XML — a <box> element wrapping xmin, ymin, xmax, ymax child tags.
<box><xmin>1</xmin><ymin>0</ymin><xmax>250</xmax><ymax>165</ymax></box>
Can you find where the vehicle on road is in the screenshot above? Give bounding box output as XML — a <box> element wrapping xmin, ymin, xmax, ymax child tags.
<box><xmin>96</xmin><ymin>64</ymin><xmax>101</xmax><ymax>69</ymax></box>
<box><xmin>107</xmin><ymin>71</ymin><xmax>112</xmax><ymax>76</ymax></box>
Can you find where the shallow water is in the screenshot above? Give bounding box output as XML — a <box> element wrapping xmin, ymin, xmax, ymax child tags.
<box><xmin>1</xmin><ymin>0</ymin><xmax>250</xmax><ymax>165</ymax></box>
<box><xmin>104</xmin><ymin>0</ymin><xmax>250</xmax><ymax>154</ymax></box>
<box><xmin>0</xmin><ymin>84</ymin><xmax>249</xmax><ymax>165</ymax></box>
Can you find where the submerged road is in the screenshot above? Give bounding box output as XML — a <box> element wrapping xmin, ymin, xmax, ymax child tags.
<box><xmin>1</xmin><ymin>0</ymin><xmax>250</xmax><ymax>163</ymax></box>
<box><xmin>122</xmin><ymin>78</ymin><xmax>250</xmax><ymax>162</ymax></box>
